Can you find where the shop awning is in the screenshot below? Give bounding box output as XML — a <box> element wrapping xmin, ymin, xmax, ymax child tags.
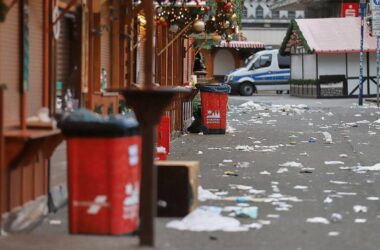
<box><xmin>217</xmin><ymin>41</ymin><xmax>265</xmax><ymax>49</ymax></box>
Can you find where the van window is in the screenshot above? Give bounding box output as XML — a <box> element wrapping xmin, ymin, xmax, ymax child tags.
<box><xmin>252</xmin><ymin>55</ymin><xmax>272</xmax><ymax>69</ymax></box>
<box><xmin>278</xmin><ymin>54</ymin><xmax>290</xmax><ymax>69</ymax></box>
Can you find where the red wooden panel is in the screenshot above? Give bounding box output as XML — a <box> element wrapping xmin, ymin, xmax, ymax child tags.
<box><xmin>9</xmin><ymin>167</ymin><xmax>22</xmax><ymax>210</ymax></box>
<box><xmin>28</xmin><ymin>0</ymin><xmax>43</xmax><ymax>116</ymax></box>
<box><xmin>22</xmin><ymin>163</ymin><xmax>34</xmax><ymax>204</ymax></box>
<box><xmin>0</xmin><ymin>0</ymin><xmax>20</xmax><ymax>126</ymax></box>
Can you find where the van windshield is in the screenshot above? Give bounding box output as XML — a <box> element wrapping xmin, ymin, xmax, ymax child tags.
<box><xmin>245</xmin><ymin>54</ymin><xmax>260</xmax><ymax>67</ymax></box>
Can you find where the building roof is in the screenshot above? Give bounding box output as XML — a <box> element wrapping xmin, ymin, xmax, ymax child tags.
<box><xmin>282</xmin><ymin>17</ymin><xmax>377</xmax><ymax>54</ymax></box>
<box><xmin>218</xmin><ymin>41</ymin><xmax>265</xmax><ymax>49</ymax></box>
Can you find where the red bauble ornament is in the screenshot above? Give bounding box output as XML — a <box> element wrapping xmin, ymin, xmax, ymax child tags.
<box><xmin>162</xmin><ymin>21</ymin><xmax>168</xmax><ymax>26</ymax></box>
<box><xmin>224</xmin><ymin>2</ymin><xmax>232</xmax><ymax>11</ymax></box>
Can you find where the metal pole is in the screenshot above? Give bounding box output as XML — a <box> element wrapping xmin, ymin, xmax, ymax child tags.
<box><xmin>359</xmin><ymin>1</ymin><xmax>366</xmax><ymax>106</ymax></box>
<box><xmin>377</xmin><ymin>36</ymin><xmax>380</xmax><ymax>108</ymax></box>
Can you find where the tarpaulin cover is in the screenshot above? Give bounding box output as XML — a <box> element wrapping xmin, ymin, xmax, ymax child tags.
<box><xmin>58</xmin><ymin>109</ymin><xmax>140</xmax><ymax>137</ymax></box>
<box><xmin>196</xmin><ymin>84</ymin><xmax>231</xmax><ymax>94</ymax></box>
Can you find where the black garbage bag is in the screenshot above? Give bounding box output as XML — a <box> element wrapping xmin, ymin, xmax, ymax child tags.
<box><xmin>195</xmin><ymin>84</ymin><xmax>231</xmax><ymax>94</ymax></box>
<box><xmin>58</xmin><ymin>109</ymin><xmax>140</xmax><ymax>137</ymax></box>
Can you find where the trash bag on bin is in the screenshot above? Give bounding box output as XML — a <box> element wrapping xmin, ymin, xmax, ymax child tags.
<box><xmin>195</xmin><ymin>84</ymin><xmax>231</xmax><ymax>94</ymax></box>
<box><xmin>58</xmin><ymin>108</ymin><xmax>140</xmax><ymax>137</ymax></box>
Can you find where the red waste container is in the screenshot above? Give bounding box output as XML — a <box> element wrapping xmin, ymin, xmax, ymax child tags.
<box><xmin>157</xmin><ymin>115</ymin><xmax>170</xmax><ymax>153</ymax></box>
<box><xmin>59</xmin><ymin>111</ymin><xmax>141</xmax><ymax>235</ymax></box>
<box><xmin>197</xmin><ymin>84</ymin><xmax>231</xmax><ymax>134</ymax></box>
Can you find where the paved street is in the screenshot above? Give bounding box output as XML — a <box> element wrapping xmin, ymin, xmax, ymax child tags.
<box><xmin>1</xmin><ymin>95</ymin><xmax>379</xmax><ymax>250</ymax></box>
<box><xmin>159</xmin><ymin>95</ymin><xmax>380</xmax><ymax>250</ymax></box>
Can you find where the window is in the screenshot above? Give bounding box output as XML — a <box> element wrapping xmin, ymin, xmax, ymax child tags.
<box><xmin>256</xmin><ymin>5</ymin><xmax>264</xmax><ymax>19</ymax></box>
<box><xmin>243</xmin><ymin>7</ymin><xmax>248</xmax><ymax>18</ymax></box>
<box><xmin>252</xmin><ymin>55</ymin><xmax>272</xmax><ymax>69</ymax></box>
<box><xmin>288</xmin><ymin>11</ymin><xmax>296</xmax><ymax>19</ymax></box>
<box><xmin>272</xmin><ymin>10</ymin><xmax>279</xmax><ymax>19</ymax></box>
<box><xmin>278</xmin><ymin>54</ymin><xmax>290</xmax><ymax>69</ymax></box>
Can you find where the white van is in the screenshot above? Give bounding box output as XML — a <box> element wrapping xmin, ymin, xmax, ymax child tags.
<box><xmin>224</xmin><ymin>49</ymin><xmax>290</xmax><ymax>96</ymax></box>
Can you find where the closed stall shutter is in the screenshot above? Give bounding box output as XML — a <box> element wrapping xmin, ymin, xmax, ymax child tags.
<box><xmin>28</xmin><ymin>0</ymin><xmax>43</xmax><ymax>116</ymax></box>
<box><xmin>0</xmin><ymin>0</ymin><xmax>20</xmax><ymax>126</ymax></box>
<box><xmin>100</xmin><ymin>3</ymin><xmax>111</xmax><ymax>86</ymax></box>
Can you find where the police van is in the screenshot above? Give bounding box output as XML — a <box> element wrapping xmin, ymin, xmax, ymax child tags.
<box><xmin>224</xmin><ymin>49</ymin><xmax>291</xmax><ymax>96</ymax></box>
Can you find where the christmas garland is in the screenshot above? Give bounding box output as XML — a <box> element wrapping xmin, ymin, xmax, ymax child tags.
<box><xmin>280</xmin><ymin>19</ymin><xmax>313</xmax><ymax>55</ymax></box>
<box><xmin>0</xmin><ymin>0</ymin><xmax>8</xmax><ymax>23</ymax></box>
<box><xmin>155</xmin><ymin>0</ymin><xmax>239</xmax><ymax>40</ymax></box>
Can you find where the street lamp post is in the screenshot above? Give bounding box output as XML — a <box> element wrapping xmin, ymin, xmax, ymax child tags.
<box><xmin>359</xmin><ymin>0</ymin><xmax>367</xmax><ymax>106</ymax></box>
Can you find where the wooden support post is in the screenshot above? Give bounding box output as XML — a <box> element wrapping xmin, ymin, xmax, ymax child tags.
<box><xmin>93</xmin><ymin>13</ymin><xmax>101</xmax><ymax>92</ymax></box>
<box><xmin>126</xmin><ymin>0</ymin><xmax>134</xmax><ymax>87</ymax></box>
<box><xmin>43</xmin><ymin>0</ymin><xmax>50</xmax><ymax>108</ymax></box>
<box><xmin>52</xmin><ymin>0</ymin><xmax>77</xmax><ymax>26</ymax></box>
<box><xmin>110</xmin><ymin>0</ymin><xmax>120</xmax><ymax>88</ymax></box>
<box><xmin>19</xmin><ymin>0</ymin><xmax>27</xmax><ymax>130</ymax></box>
<box><xmin>157</xmin><ymin>21</ymin><xmax>193</xmax><ymax>57</ymax></box>
<box><xmin>0</xmin><ymin>87</ymin><xmax>5</xmax><ymax>230</ymax></box>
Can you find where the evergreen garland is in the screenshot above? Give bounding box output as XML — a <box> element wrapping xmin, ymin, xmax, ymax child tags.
<box><xmin>280</xmin><ymin>20</ymin><xmax>313</xmax><ymax>55</ymax></box>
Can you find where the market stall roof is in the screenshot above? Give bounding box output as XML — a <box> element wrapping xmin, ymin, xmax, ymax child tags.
<box><xmin>217</xmin><ymin>40</ymin><xmax>265</xmax><ymax>49</ymax></box>
<box><xmin>281</xmin><ymin>17</ymin><xmax>377</xmax><ymax>54</ymax></box>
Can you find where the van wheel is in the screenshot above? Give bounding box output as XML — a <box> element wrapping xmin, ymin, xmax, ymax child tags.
<box><xmin>239</xmin><ymin>83</ymin><xmax>254</xmax><ymax>96</ymax></box>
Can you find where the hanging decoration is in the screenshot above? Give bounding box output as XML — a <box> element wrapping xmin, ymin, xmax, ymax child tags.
<box><xmin>155</xmin><ymin>0</ymin><xmax>239</xmax><ymax>38</ymax></box>
<box><xmin>0</xmin><ymin>0</ymin><xmax>8</xmax><ymax>22</ymax></box>
<box><xmin>280</xmin><ymin>20</ymin><xmax>313</xmax><ymax>55</ymax></box>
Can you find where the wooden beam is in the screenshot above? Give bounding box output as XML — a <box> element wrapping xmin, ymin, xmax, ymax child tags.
<box><xmin>87</xmin><ymin>0</ymin><xmax>94</xmax><ymax>108</ymax></box>
<box><xmin>119</xmin><ymin>0</ymin><xmax>127</xmax><ymax>87</ymax></box>
<box><xmin>157</xmin><ymin>21</ymin><xmax>193</xmax><ymax>57</ymax></box>
<box><xmin>93</xmin><ymin>13</ymin><xmax>101</xmax><ymax>92</ymax></box>
<box><xmin>43</xmin><ymin>0</ymin><xmax>50</xmax><ymax>107</ymax></box>
<box><xmin>19</xmin><ymin>0</ymin><xmax>27</xmax><ymax>130</ymax></box>
<box><xmin>0</xmin><ymin>87</ymin><xmax>5</xmax><ymax>229</ymax></box>
<box><xmin>110</xmin><ymin>0</ymin><xmax>120</xmax><ymax>88</ymax></box>
<box><xmin>126</xmin><ymin>0</ymin><xmax>134</xmax><ymax>87</ymax></box>
<box><xmin>53</xmin><ymin>0</ymin><xmax>78</xmax><ymax>26</ymax></box>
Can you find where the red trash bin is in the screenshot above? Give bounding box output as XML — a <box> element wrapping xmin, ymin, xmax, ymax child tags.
<box><xmin>197</xmin><ymin>84</ymin><xmax>231</xmax><ymax>134</ymax></box>
<box><xmin>60</xmin><ymin>112</ymin><xmax>141</xmax><ymax>235</ymax></box>
<box><xmin>157</xmin><ymin>115</ymin><xmax>170</xmax><ymax>153</ymax></box>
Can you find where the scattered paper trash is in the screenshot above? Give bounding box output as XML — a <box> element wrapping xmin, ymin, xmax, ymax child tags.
<box><xmin>166</xmin><ymin>206</ymin><xmax>247</xmax><ymax>232</ymax></box>
<box><xmin>277</xmin><ymin>168</ymin><xmax>288</xmax><ymax>174</ymax></box>
<box><xmin>353</xmin><ymin>205</ymin><xmax>368</xmax><ymax>213</ymax></box>
<box><xmin>197</xmin><ymin>151</ymin><xmax>203</xmax><ymax>155</ymax></box>
<box><xmin>352</xmin><ymin>163</ymin><xmax>380</xmax><ymax>172</ymax></box>
<box><xmin>325</xmin><ymin>161</ymin><xmax>345</xmax><ymax>165</ymax></box>
<box><xmin>49</xmin><ymin>220</ymin><xmax>62</xmax><ymax>225</ymax></box>
<box><xmin>366</xmin><ymin>197</ymin><xmax>379</xmax><ymax>201</ymax></box>
<box><xmin>322</xmin><ymin>132</ymin><xmax>333</xmax><ymax>144</ymax></box>
<box><xmin>354</xmin><ymin>218</ymin><xmax>367</xmax><ymax>223</ymax></box>
<box><xmin>279</xmin><ymin>162</ymin><xmax>303</xmax><ymax>168</ymax></box>
<box><xmin>224</xmin><ymin>206</ymin><xmax>258</xmax><ymax>219</ymax></box>
<box><xmin>306</xmin><ymin>217</ymin><xmax>330</xmax><ymax>224</ymax></box>
<box><xmin>330</xmin><ymin>213</ymin><xmax>343</xmax><ymax>223</ymax></box>
<box><xmin>328</xmin><ymin>231</ymin><xmax>340</xmax><ymax>236</ymax></box>
<box><xmin>198</xmin><ymin>186</ymin><xmax>220</xmax><ymax>202</ymax></box>
<box><xmin>260</xmin><ymin>171</ymin><xmax>271</xmax><ymax>175</ymax></box>
<box><xmin>324</xmin><ymin>196</ymin><xmax>333</xmax><ymax>204</ymax></box>
<box><xmin>294</xmin><ymin>185</ymin><xmax>308</xmax><ymax>190</ymax></box>
<box><xmin>224</xmin><ymin>171</ymin><xmax>239</xmax><ymax>177</ymax></box>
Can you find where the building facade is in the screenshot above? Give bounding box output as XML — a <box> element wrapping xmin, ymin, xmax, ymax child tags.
<box><xmin>241</xmin><ymin>0</ymin><xmax>305</xmax><ymax>47</ymax></box>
